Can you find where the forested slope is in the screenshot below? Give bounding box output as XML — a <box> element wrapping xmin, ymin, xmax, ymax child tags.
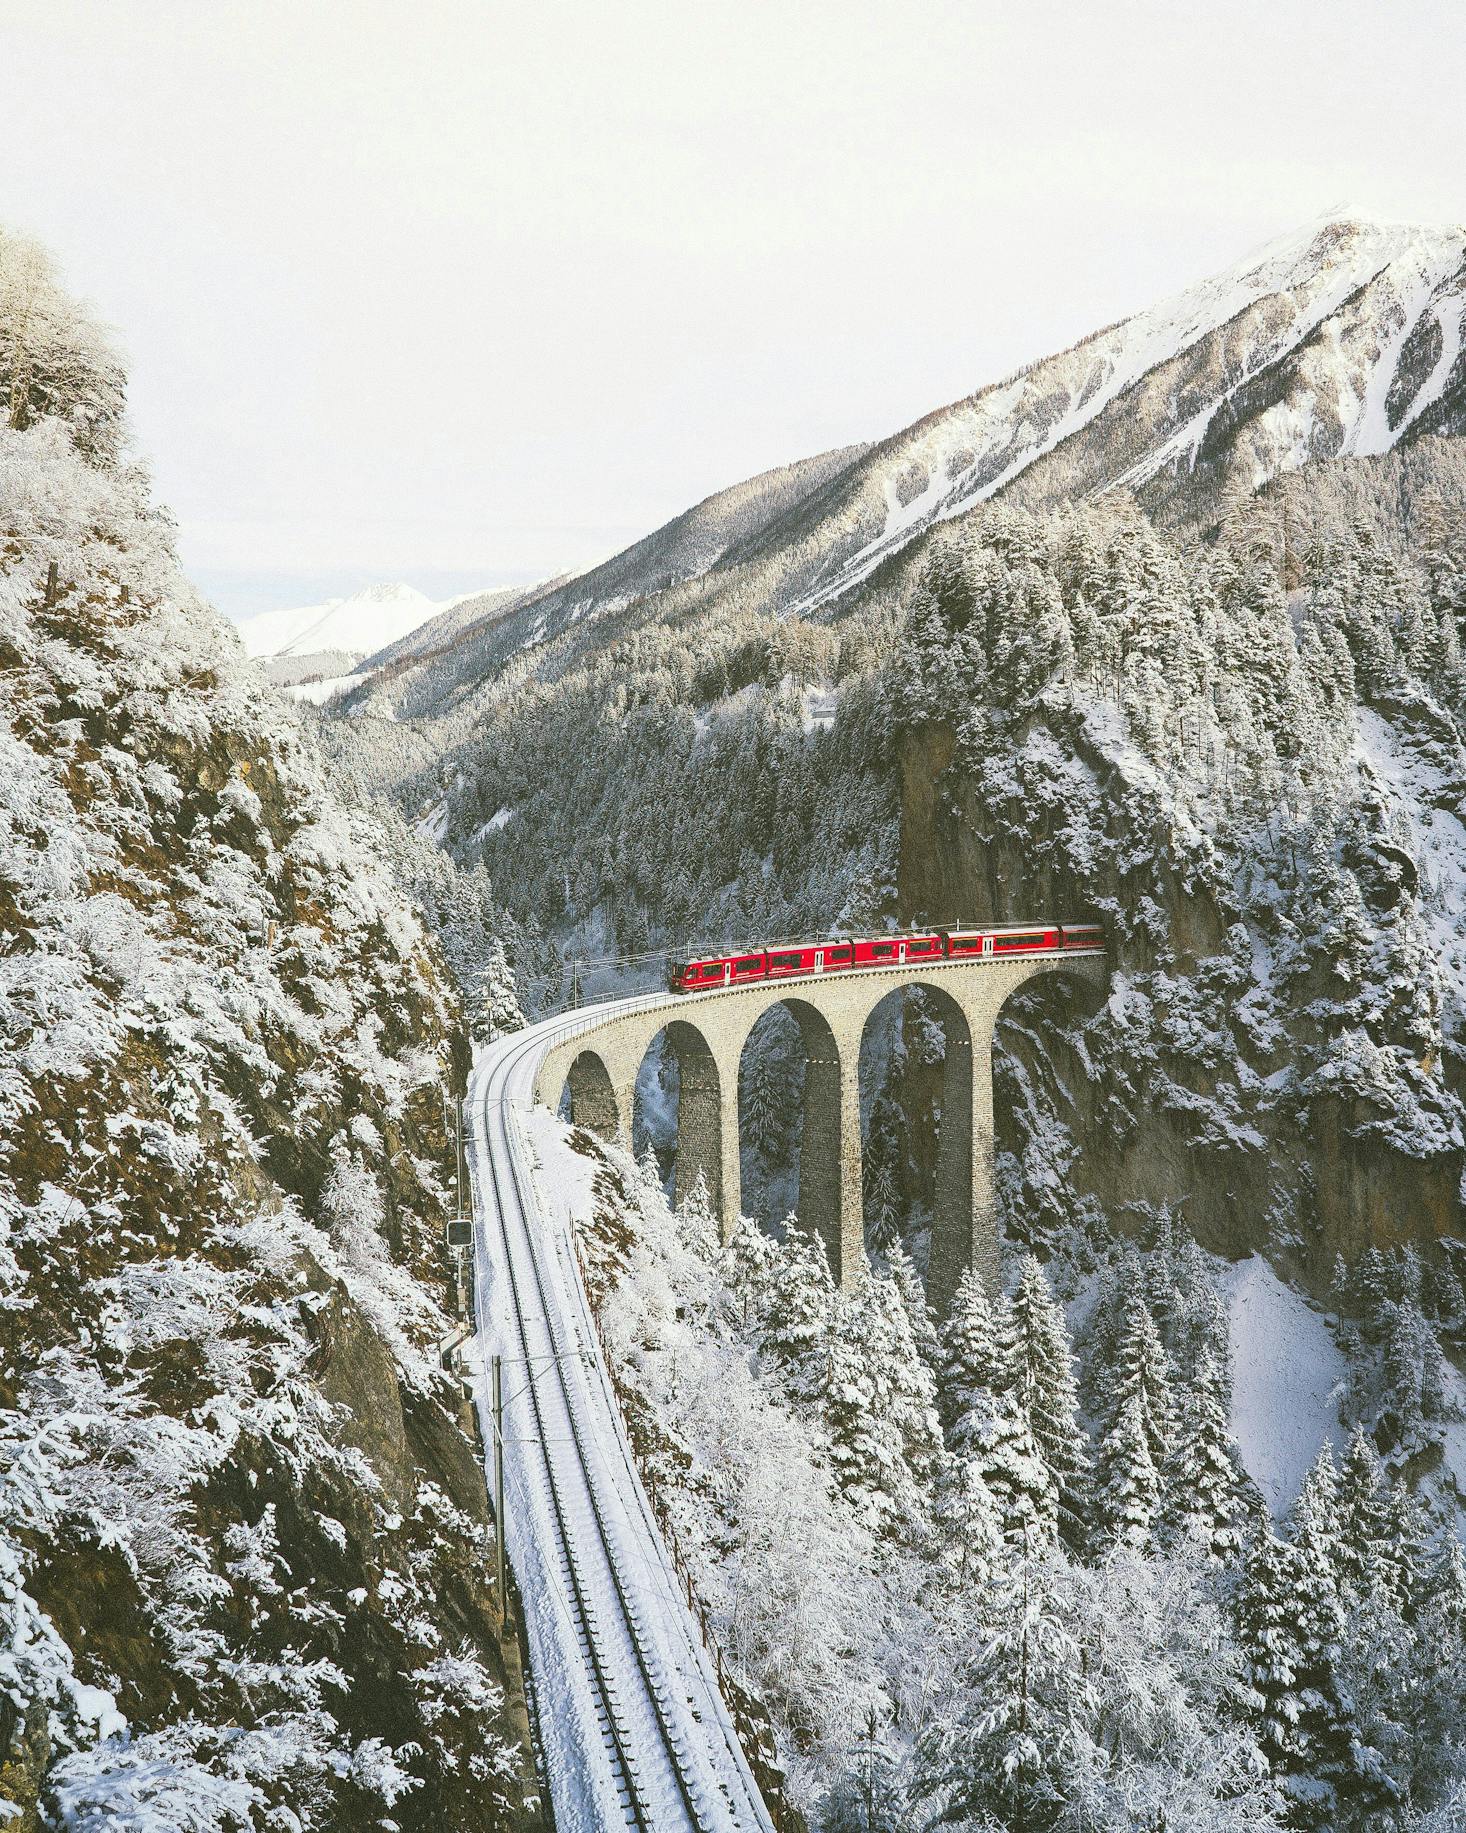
<box><xmin>0</xmin><ymin>233</ymin><xmax>537</xmax><ymax>1829</ymax></box>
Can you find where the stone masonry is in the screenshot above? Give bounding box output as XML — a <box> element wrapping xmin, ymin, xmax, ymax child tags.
<box><xmin>533</xmin><ymin>953</ymin><xmax>1106</xmax><ymax>1312</ymax></box>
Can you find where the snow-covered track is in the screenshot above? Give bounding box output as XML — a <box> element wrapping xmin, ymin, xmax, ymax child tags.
<box><xmin>469</xmin><ymin>999</ymin><xmax>776</xmax><ymax>1833</ymax></box>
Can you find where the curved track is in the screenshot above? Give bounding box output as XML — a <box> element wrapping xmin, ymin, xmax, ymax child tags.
<box><xmin>468</xmin><ymin>996</ymin><xmax>776</xmax><ymax>1833</ymax></box>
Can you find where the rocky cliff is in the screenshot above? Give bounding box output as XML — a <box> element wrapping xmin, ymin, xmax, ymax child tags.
<box><xmin>890</xmin><ymin>468</ymin><xmax>1466</xmax><ymax>1290</ymax></box>
<box><xmin>0</xmin><ymin>236</ymin><xmax>538</xmax><ymax>1830</ymax></box>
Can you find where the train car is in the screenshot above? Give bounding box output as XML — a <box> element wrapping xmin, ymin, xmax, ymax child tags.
<box><xmin>668</xmin><ymin>923</ymin><xmax>1100</xmax><ymax>992</ymax></box>
<box><xmin>850</xmin><ymin>932</ymin><xmax>943</xmax><ymax>968</ymax></box>
<box><xmin>667</xmin><ymin>951</ymin><xmax>762</xmax><ymax>992</ymax></box>
<box><xmin>988</xmin><ymin>923</ymin><xmax>1062</xmax><ymax>954</ymax></box>
<box><xmin>938</xmin><ymin>924</ymin><xmax>1061</xmax><ymax>957</ymax></box>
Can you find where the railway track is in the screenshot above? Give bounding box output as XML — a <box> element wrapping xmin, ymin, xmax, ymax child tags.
<box><xmin>469</xmin><ymin>999</ymin><xmax>775</xmax><ymax>1832</ymax></box>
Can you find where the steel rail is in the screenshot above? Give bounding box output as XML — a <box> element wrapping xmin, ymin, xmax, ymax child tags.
<box><xmin>474</xmin><ymin>1000</ymin><xmax>774</xmax><ymax>1830</ymax></box>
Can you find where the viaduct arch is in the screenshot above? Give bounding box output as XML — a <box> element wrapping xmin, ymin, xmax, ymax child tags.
<box><xmin>538</xmin><ymin>952</ymin><xmax>1105</xmax><ymax>1312</ymax></box>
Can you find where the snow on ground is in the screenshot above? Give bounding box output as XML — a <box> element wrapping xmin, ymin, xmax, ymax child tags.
<box><xmin>468</xmin><ymin>1015</ymin><xmax>774</xmax><ymax>1832</ymax></box>
<box><xmin>284</xmin><ymin>673</ymin><xmax>361</xmax><ymax>706</ymax></box>
<box><xmin>1222</xmin><ymin>1255</ymin><xmax>1348</xmax><ymax>1512</ymax></box>
<box><xmin>1355</xmin><ymin>706</ymin><xmax>1466</xmax><ymax>1010</ymax></box>
<box><xmin>415</xmin><ymin>798</ymin><xmax>450</xmax><ymax>844</ymax></box>
<box><xmin>1438</xmin><ymin>1362</ymin><xmax>1466</xmax><ymax>1523</ymax></box>
<box><xmin>234</xmin><ymin>581</ymin><xmax>444</xmax><ymax>661</ymax></box>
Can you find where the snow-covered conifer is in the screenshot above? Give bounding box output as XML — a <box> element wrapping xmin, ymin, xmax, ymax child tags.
<box><xmin>817</xmin><ymin>1268</ymin><xmax>938</xmax><ymax>1536</ymax></box>
<box><xmin>1098</xmin><ymin>1390</ymin><xmax>1163</xmax><ymax>1551</ymax></box>
<box><xmin>674</xmin><ymin>1170</ymin><xmax>718</xmax><ymax>1258</ymax></box>
<box><xmin>1163</xmin><ymin>1343</ymin><xmax>1253</xmax><ymax>1561</ymax></box>
<box><xmin>1335</xmin><ymin>1429</ymin><xmax>1391</xmax><ymax>1600</ymax></box>
<box><xmin>938</xmin><ymin>1267</ymin><xmax>1006</xmax><ymax>1454</ymax></box>
<box><xmin>762</xmin><ymin>1223</ymin><xmax>834</xmax><ymax>1397</ymax></box>
<box><xmin>721</xmin><ymin>1212</ymin><xmax>777</xmax><ymax>1331</ymax></box>
<box><xmin>885</xmin><ymin>1239</ymin><xmax>940</xmax><ymax>1369</ymax></box>
<box><xmin>1006</xmin><ymin>1255</ymin><xmax>1090</xmax><ymax>1548</ymax></box>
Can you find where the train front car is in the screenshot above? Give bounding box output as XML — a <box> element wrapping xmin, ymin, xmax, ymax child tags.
<box><xmin>1060</xmin><ymin>922</ymin><xmax>1104</xmax><ymax>950</ymax></box>
<box><xmin>668</xmin><ymin>952</ymin><xmax>746</xmax><ymax>992</ymax></box>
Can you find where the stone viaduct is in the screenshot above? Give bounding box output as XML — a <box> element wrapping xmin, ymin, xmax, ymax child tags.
<box><xmin>534</xmin><ymin>952</ymin><xmax>1105</xmax><ymax>1313</ymax></box>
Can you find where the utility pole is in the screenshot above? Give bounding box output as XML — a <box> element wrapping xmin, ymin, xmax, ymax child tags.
<box><xmin>492</xmin><ymin>1352</ymin><xmax>506</xmax><ymax>1622</ymax></box>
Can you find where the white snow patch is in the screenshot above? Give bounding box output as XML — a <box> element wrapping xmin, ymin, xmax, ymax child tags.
<box><xmin>415</xmin><ymin>798</ymin><xmax>450</xmax><ymax>844</ymax></box>
<box><xmin>235</xmin><ymin>581</ymin><xmax>444</xmax><ymax>661</ymax></box>
<box><xmin>284</xmin><ymin>673</ymin><xmax>361</xmax><ymax>706</ymax></box>
<box><xmin>1222</xmin><ymin>1256</ymin><xmax>1347</xmax><ymax>1512</ymax></box>
<box><xmin>1355</xmin><ymin>707</ymin><xmax>1466</xmax><ymax>1010</ymax></box>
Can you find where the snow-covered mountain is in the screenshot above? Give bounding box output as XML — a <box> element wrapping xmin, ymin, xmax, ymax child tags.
<box><xmin>777</xmin><ymin>213</ymin><xmax>1466</xmax><ymax>609</ymax></box>
<box><xmin>235</xmin><ymin>579</ymin><xmax>446</xmax><ymax>674</ymax></box>
<box><xmin>349</xmin><ymin>214</ymin><xmax>1465</xmax><ymax>720</ymax></box>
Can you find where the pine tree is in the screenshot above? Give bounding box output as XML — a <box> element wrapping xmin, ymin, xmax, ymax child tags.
<box><xmin>1424</xmin><ymin>1534</ymin><xmax>1466</xmax><ymax>1637</ymax></box>
<box><xmin>762</xmin><ymin>1222</ymin><xmax>834</xmax><ymax>1397</ymax></box>
<box><xmin>1235</xmin><ymin>1520</ymin><xmax>1360</xmax><ymax>1826</ymax></box>
<box><xmin>721</xmin><ymin>1212</ymin><xmax>776</xmax><ymax>1332</ymax></box>
<box><xmin>929</xmin><ymin>1448</ymin><xmax>1004</xmax><ymax>1592</ymax></box>
<box><xmin>863</xmin><ymin>1153</ymin><xmax>903</xmax><ymax>1255</ymax></box>
<box><xmin>938</xmin><ymin>1267</ymin><xmax>1006</xmax><ymax>1455</ymax></box>
<box><xmin>818</xmin><ymin>1269</ymin><xmax>939</xmax><ymax>1536</ymax></box>
<box><xmin>675</xmin><ymin>1169</ymin><xmax>718</xmax><ymax>1258</ymax></box>
<box><xmin>915</xmin><ymin>1545</ymin><xmax>1084</xmax><ymax>1832</ymax></box>
<box><xmin>1379</xmin><ymin>1478</ymin><xmax>1432</xmax><ymax>1621</ymax></box>
<box><xmin>1095</xmin><ymin>1285</ymin><xmax>1174</xmax><ymax>1551</ymax></box>
<box><xmin>1288</xmin><ymin>1441</ymin><xmax>1343</xmax><ymax>1577</ymax></box>
<box><xmin>1335</xmin><ymin>1429</ymin><xmax>1391</xmax><ymax>1601</ymax></box>
<box><xmin>1098</xmin><ymin>1390</ymin><xmax>1163</xmax><ymax>1552</ymax></box>
<box><xmin>1006</xmin><ymin>1256</ymin><xmax>1090</xmax><ymax>1550</ymax></box>
<box><xmin>877</xmin><ymin>1267</ymin><xmax>944</xmax><ymax>1491</ymax></box>
<box><xmin>1163</xmin><ymin>1343</ymin><xmax>1253</xmax><ymax>1561</ymax></box>
<box><xmin>984</xmin><ymin>1337</ymin><xmax>1061</xmax><ymax>1554</ymax></box>
<box><xmin>886</xmin><ymin>1239</ymin><xmax>940</xmax><ymax>1369</ymax></box>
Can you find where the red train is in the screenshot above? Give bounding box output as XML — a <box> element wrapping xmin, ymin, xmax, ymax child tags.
<box><xmin>668</xmin><ymin>923</ymin><xmax>1102</xmax><ymax>993</ymax></box>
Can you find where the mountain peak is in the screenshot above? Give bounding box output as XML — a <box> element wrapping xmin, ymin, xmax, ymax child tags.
<box><xmin>236</xmin><ymin>580</ymin><xmax>447</xmax><ymax>662</ymax></box>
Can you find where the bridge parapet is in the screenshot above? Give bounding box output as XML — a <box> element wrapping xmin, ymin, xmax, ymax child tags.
<box><xmin>534</xmin><ymin>951</ymin><xmax>1106</xmax><ymax>1309</ymax></box>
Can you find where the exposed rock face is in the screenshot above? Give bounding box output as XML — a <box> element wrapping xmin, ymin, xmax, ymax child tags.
<box><xmin>0</xmin><ymin>244</ymin><xmax>538</xmax><ymax>1829</ymax></box>
<box><xmin>890</xmin><ymin>496</ymin><xmax>1466</xmax><ymax>1290</ymax></box>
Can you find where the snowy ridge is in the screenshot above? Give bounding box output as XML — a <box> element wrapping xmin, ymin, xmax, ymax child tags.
<box><xmin>468</xmin><ymin>1002</ymin><xmax>775</xmax><ymax>1832</ymax></box>
<box><xmin>786</xmin><ymin>215</ymin><xmax>1466</xmax><ymax>614</ymax></box>
<box><xmin>235</xmin><ymin>581</ymin><xmax>447</xmax><ymax>661</ymax></box>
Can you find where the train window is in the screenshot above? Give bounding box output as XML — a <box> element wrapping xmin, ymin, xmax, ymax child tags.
<box><xmin>908</xmin><ymin>938</ymin><xmax>937</xmax><ymax>954</ymax></box>
<box><xmin>769</xmin><ymin>952</ymin><xmax>801</xmax><ymax>969</ymax></box>
<box><xmin>828</xmin><ymin>947</ymin><xmax>851</xmax><ymax>961</ymax></box>
<box><xmin>994</xmin><ymin>933</ymin><xmax>1043</xmax><ymax>948</ymax></box>
<box><xmin>735</xmin><ymin>956</ymin><xmax>762</xmax><ymax>972</ymax></box>
<box><xmin>871</xmin><ymin>942</ymin><xmax>895</xmax><ymax>958</ymax></box>
<box><xmin>700</xmin><ymin>962</ymin><xmax>723</xmax><ymax>978</ymax></box>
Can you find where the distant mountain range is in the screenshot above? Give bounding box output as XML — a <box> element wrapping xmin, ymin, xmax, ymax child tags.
<box><xmin>346</xmin><ymin>213</ymin><xmax>1466</xmax><ymax>718</ymax></box>
<box><xmin>234</xmin><ymin>581</ymin><xmax>458</xmax><ymax>686</ymax></box>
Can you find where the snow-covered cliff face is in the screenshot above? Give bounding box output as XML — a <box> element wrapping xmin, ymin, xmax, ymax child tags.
<box><xmin>889</xmin><ymin>473</ymin><xmax>1466</xmax><ymax>1289</ymax></box>
<box><xmin>0</xmin><ymin>245</ymin><xmax>534</xmax><ymax>1830</ymax></box>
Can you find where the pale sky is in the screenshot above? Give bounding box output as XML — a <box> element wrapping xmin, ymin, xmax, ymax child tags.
<box><xmin>3</xmin><ymin>0</ymin><xmax>1464</xmax><ymax>621</ymax></box>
